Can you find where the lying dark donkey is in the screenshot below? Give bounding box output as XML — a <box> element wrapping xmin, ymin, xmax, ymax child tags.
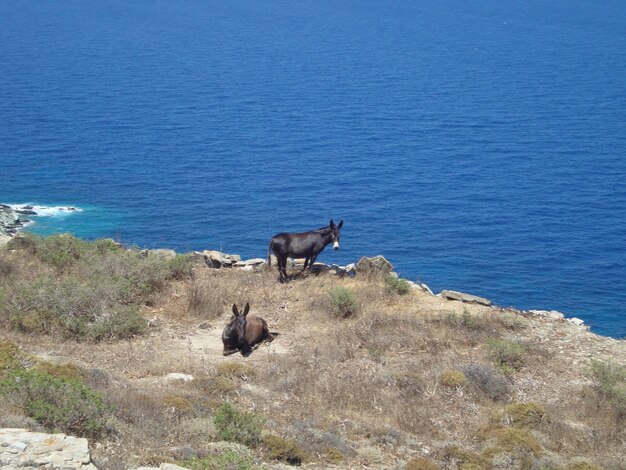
<box><xmin>268</xmin><ymin>219</ymin><xmax>344</xmax><ymax>282</ymax></box>
<box><xmin>222</xmin><ymin>303</ymin><xmax>275</xmax><ymax>356</ymax></box>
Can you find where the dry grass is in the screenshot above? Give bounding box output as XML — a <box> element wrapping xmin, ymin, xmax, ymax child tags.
<box><xmin>1</xmin><ymin>238</ymin><xmax>625</xmax><ymax>469</ymax></box>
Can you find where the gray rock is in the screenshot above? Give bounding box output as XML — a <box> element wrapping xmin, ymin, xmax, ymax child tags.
<box><xmin>529</xmin><ymin>309</ymin><xmax>565</xmax><ymax>320</ymax></box>
<box><xmin>201</xmin><ymin>250</ymin><xmax>242</xmax><ymax>268</ymax></box>
<box><xmin>568</xmin><ymin>317</ymin><xmax>587</xmax><ymax>328</ymax></box>
<box><xmin>0</xmin><ymin>428</ymin><xmax>96</xmax><ymax>469</ymax></box>
<box><xmin>356</xmin><ymin>255</ymin><xmax>394</xmax><ymax>276</ymax></box>
<box><xmin>344</xmin><ymin>263</ymin><xmax>357</xmax><ymax>277</ymax></box>
<box><xmin>147</xmin><ymin>249</ymin><xmax>177</xmax><ymax>260</ymax></box>
<box><xmin>235</xmin><ymin>258</ymin><xmax>266</xmax><ymax>268</ymax></box>
<box><xmin>162</xmin><ymin>373</ymin><xmax>194</xmax><ymax>383</ymax></box>
<box><xmin>202</xmin><ymin>250</ymin><xmax>225</xmax><ymax>268</ymax></box>
<box><xmin>441</xmin><ymin>290</ymin><xmax>492</xmax><ymax>306</ymax></box>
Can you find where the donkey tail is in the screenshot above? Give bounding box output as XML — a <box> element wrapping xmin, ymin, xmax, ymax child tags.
<box><xmin>267</xmin><ymin>241</ymin><xmax>272</xmax><ymax>268</ymax></box>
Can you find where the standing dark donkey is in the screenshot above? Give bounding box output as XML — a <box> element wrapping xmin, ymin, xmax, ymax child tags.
<box><xmin>222</xmin><ymin>303</ymin><xmax>275</xmax><ymax>357</ymax></box>
<box><xmin>268</xmin><ymin>219</ymin><xmax>344</xmax><ymax>282</ymax></box>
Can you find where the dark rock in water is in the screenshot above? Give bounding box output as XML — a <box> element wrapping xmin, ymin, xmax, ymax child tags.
<box><xmin>356</xmin><ymin>255</ymin><xmax>394</xmax><ymax>276</ymax></box>
<box><xmin>15</xmin><ymin>209</ymin><xmax>36</xmax><ymax>215</ymax></box>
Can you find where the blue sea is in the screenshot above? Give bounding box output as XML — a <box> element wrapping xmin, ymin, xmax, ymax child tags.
<box><xmin>1</xmin><ymin>0</ymin><xmax>625</xmax><ymax>337</ymax></box>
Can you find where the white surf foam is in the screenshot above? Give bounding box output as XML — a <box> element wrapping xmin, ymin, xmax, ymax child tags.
<box><xmin>9</xmin><ymin>204</ymin><xmax>83</xmax><ymax>217</ymax></box>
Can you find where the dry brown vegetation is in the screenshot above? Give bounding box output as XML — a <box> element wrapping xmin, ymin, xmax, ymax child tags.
<box><xmin>1</xmin><ymin>236</ymin><xmax>625</xmax><ymax>469</ymax></box>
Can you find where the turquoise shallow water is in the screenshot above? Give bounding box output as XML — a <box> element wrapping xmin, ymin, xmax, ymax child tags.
<box><xmin>1</xmin><ymin>0</ymin><xmax>625</xmax><ymax>337</ymax></box>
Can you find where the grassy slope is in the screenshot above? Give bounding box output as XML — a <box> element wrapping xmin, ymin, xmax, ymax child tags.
<box><xmin>0</xmin><ymin>235</ymin><xmax>624</xmax><ymax>470</ymax></box>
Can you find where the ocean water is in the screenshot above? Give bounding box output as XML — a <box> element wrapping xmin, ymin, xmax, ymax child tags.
<box><xmin>1</xmin><ymin>0</ymin><xmax>625</xmax><ymax>337</ymax></box>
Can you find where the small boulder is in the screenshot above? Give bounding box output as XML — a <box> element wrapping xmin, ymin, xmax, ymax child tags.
<box><xmin>567</xmin><ymin>317</ymin><xmax>587</xmax><ymax>328</ymax></box>
<box><xmin>356</xmin><ymin>255</ymin><xmax>394</xmax><ymax>276</ymax></box>
<box><xmin>529</xmin><ymin>310</ymin><xmax>565</xmax><ymax>321</ymax></box>
<box><xmin>163</xmin><ymin>373</ymin><xmax>194</xmax><ymax>383</ymax></box>
<box><xmin>147</xmin><ymin>249</ymin><xmax>177</xmax><ymax>260</ymax></box>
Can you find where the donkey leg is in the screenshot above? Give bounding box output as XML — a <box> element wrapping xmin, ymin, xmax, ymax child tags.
<box><xmin>309</xmin><ymin>254</ymin><xmax>319</xmax><ymax>270</ymax></box>
<box><xmin>279</xmin><ymin>256</ymin><xmax>288</xmax><ymax>282</ymax></box>
<box><xmin>302</xmin><ymin>256</ymin><xmax>310</xmax><ymax>271</ymax></box>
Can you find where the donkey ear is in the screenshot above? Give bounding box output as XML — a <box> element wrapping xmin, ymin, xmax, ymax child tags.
<box><xmin>337</xmin><ymin>220</ymin><xmax>344</xmax><ymax>229</ymax></box>
<box><xmin>329</xmin><ymin>219</ymin><xmax>335</xmax><ymax>229</ymax></box>
<box><xmin>232</xmin><ymin>304</ymin><xmax>239</xmax><ymax>317</ymax></box>
<box><xmin>243</xmin><ymin>303</ymin><xmax>250</xmax><ymax>317</ymax></box>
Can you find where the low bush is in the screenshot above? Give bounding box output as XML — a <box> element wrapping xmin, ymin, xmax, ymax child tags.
<box><xmin>395</xmin><ymin>371</ymin><xmax>427</xmax><ymax>397</ymax></box>
<box><xmin>0</xmin><ymin>339</ymin><xmax>24</xmax><ymax>375</ymax></box>
<box><xmin>480</xmin><ymin>427</ymin><xmax>543</xmax><ymax>457</ymax></box>
<box><xmin>446</xmin><ymin>307</ymin><xmax>483</xmax><ymax>330</ymax></box>
<box><xmin>261</xmin><ymin>434</ymin><xmax>307</xmax><ymax>465</ymax></box>
<box><xmin>405</xmin><ymin>456</ymin><xmax>440</xmax><ymax>469</ymax></box>
<box><xmin>503</xmin><ymin>402</ymin><xmax>546</xmax><ymax>428</ymax></box>
<box><xmin>439</xmin><ymin>369</ymin><xmax>468</xmax><ymax>388</ymax></box>
<box><xmin>0</xmin><ymin>369</ymin><xmax>112</xmax><ymax>438</ymax></box>
<box><xmin>0</xmin><ymin>234</ymin><xmax>194</xmax><ymax>340</ymax></box>
<box><xmin>180</xmin><ymin>449</ymin><xmax>262</xmax><ymax>470</ymax></box>
<box><xmin>565</xmin><ymin>461</ymin><xmax>604</xmax><ymax>470</ymax></box>
<box><xmin>213</xmin><ymin>402</ymin><xmax>264</xmax><ymax>447</ymax></box>
<box><xmin>163</xmin><ymin>395</ymin><xmax>195</xmax><ymax>416</ymax></box>
<box><xmin>33</xmin><ymin>361</ymin><xmax>86</xmax><ymax>381</ymax></box>
<box><xmin>438</xmin><ymin>445</ymin><xmax>487</xmax><ymax>469</ymax></box>
<box><xmin>487</xmin><ymin>338</ymin><xmax>525</xmax><ymax>371</ymax></box>
<box><xmin>215</xmin><ymin>361</ymin><xmax>257</xmax><ymax>380</ymax></box>
<box><xmin>2</xmin><ymin>275</ymin><xmax>147</xmax><ymax>339</ymax></box>
<box><xmin>589</xmin><ymin>360</ymin><xmax>626</xmax><ymax>416</ymax></box>
<box><xmin>327</xmin><ymin>286</ymin><xmax>358</xmax><ymax>318</ymax></box>
<box><xmin>460</xmin><ymin>364</ymin><xmax>510</xmax><ymax>401</ymax></box>
<box><xmin>384</xmin><ymin>275</ymin><xmax>411</xmax><ymax>295</ymax></box>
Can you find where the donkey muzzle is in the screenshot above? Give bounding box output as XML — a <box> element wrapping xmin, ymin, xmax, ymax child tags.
<box><xmin>333</xmin><ymin>241</ymin><xmax>340</xmax><ymax>250</ymax></box>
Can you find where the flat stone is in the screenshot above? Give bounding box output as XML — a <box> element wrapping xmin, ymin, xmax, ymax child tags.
<box><xmin>568</xmin><ymin>317</ymin><xmax>586</xmax><ymax>327</ymax></box>
<box><xmin>529</xmin><ymin>309</ymin><xmax>565</xmax><ymax>320</ymax></box>
<box><xmin>163</xmin><ymin>373</ymin><xmax>194</xmax><ymax>383</ymax></box>
<box><xmin>441</xmin><ymin>290</ymin><xmax>492</xmax><ymax>306</ymax></box>
<box><xmin>146</xmin><ymin>249</ymin><xmax>177</xmax><ymax>260</ymax></box>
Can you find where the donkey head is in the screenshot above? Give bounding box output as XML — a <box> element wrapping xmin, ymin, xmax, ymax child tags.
<box><xmin>232</xmin><ymin>302</ymin><xmax>250</xmax><ymax>339</ymax></box>
<box><xmin>329</xmin><ymin>219</ymin><xmax>344</xmax><ymax>250</ymax></box>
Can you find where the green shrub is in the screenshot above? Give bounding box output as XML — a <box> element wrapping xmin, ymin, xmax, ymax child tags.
<box><xmin>503</xmin><ymin>402</ymin><xmax>546</xmax><ymax>428</ymax></box>
<box><xmin>31</xmin><ymin>234</ymin><xmax>91</xmax><ymax>270</ymax></box>
<box><xmin>33</xmin><ymin>361</ymin><xmax>86</xmax><ymax>381</ymax></box>
<box><xmin>213</xmin><ymin>402</ymin><xmax>264</xmax><ymax>447</ymax></box>
<box><xmin>487</xmin><ymin>339</ymin><xmax>525</xmax><ymax>371</ymax></box>
<box><xmin>480</xmin><ymin>427</ymin><xmax>542</xmax><ymax>457</ymax></box>
<box><xmin>0</xmin><ymin>340</ymin><xmax>25</xmax><ymax>375</ymax></box>
<box><xmin>261</xmin><ymin>434</ymin><xmax>307</xmax><ymax>465</ymax></box>
<box><xmin>447</xmin><ymin>307</ymin><xmax>482</xmax><ymax>330</ymax></box>
<box><xmin>181</xmin><ymin>449</ymin><xmax>262</xmax><ymax>470</ymax></box>
<box><xmin>384</xmin><ymin>275</ymin><xmax>411</xmax><ymax>295</ymax></box>
<box><xmin>589</xmin><ymin>359</ymin><xmax>626</xmax><ymax>415</ymax></box>
<box><xmin>0</xmin><ymin>369</ymin><xmax>112</xmax><ymax>438</ymax></box>
<box><xmin>327</xmin><ymin>286</ymin><xmax>358</xmax><ymax>318</ymax></box>
<box><xmin>2</xmin><ymin>275</ymin><xmax>146</xmax><ymax>340</ymax></box>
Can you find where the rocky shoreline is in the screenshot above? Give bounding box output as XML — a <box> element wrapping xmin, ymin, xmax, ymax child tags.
<box><xmin>0</xmin><ymin>204</ymin><xmax>80</xmax><ymax>245</ymax></box>
<box><xmin>0</xmin><ymin>202</ymin><xmax>598</xmax><ymax>335</ymax></box>
<box><xmin>0</xmin><ymin>205</ymin><xmax>30</xmax><ymax>243</ymax></box>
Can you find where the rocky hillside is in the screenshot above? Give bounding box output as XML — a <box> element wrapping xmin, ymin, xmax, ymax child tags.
<box><xmin>0</xmin><ymin>233</ymin><xmax>624</xmax><ymax>470</ymax></box>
